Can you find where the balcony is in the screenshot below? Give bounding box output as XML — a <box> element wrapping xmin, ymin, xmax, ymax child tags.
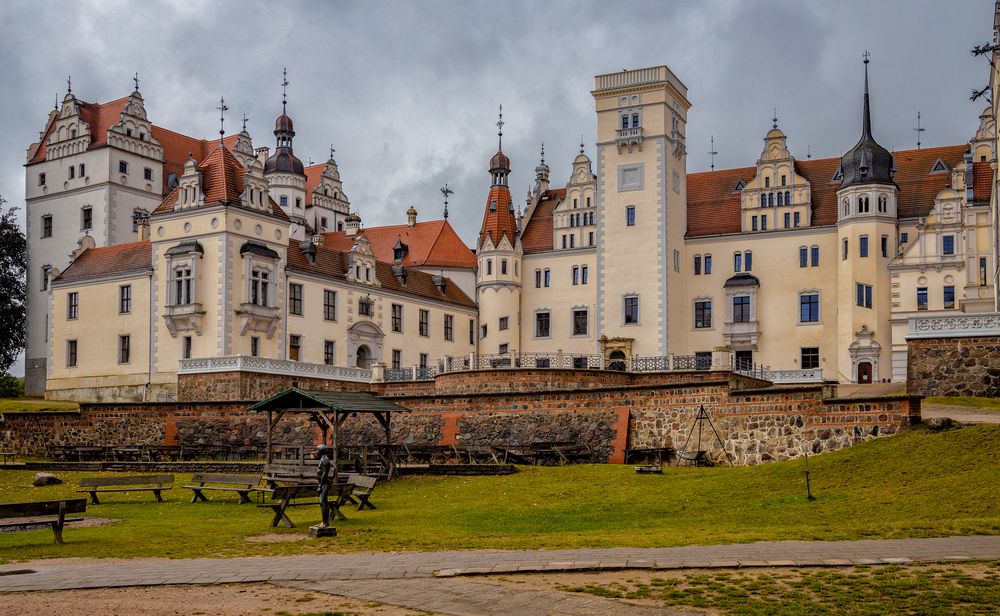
<box><xmin>723</xmin><ymin>320</ymin><xmax>760</xmax><ymax>349</ymax></box>
<box><xmin>162</xmin><ymin>303</ymin><xmax>204</xmax><ymax>336</ymax></box>
<box><xmin>907</xmin><ymin>313</ymin><xmax>1000</xmax><ymax>339</ymax></box>
<box><xmin>237</xmin><ymin>302</ymin><xmax>281</xmax><ymax>337</ymax></box>
<box><xmin>616</xmin><ymin>127</ymin><xmax>643</xmax><ymax>153</ymax></box>
<box><xmin>178</xmin><ymin>355</ymin><xmax>372</xmax><ymax>383</ymax></box>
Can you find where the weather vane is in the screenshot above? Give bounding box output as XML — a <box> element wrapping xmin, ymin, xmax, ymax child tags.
<box><xmin>329</xmin><ymin>144</ymin><xmax>336</xmax><ymax>160</ymax></box>
<box><xmin>242</xmin><ymin>113</ymin><xmax>248</xmax><ymax>132</ymax></box>
<box><xmin>708</xmin><ymin>136</ymin><xmax>718</xmax><ymax>171</ymax></box>
<box><xmin>440</xmin><ymin>182</ymin><xmax>454</xmax><ymax>220</ymax></box>
<box><xmin>281</xmin><ymin>67</ymin><xmax>289</xmax><ymax>114</ymax></box>
<box><xmin>914</xmin><ymin>111</ymin><xmax>925</xmax><ymax>149</ymax></box>
<box><xmin>496</xmin><ymin>104</ymin><xmax>504</xmax><ymax>150</ymax></box>
<box><xmin>216</xmin><ymin>96</ymin><xmax>229</xmax><ymax>146</ymax></box>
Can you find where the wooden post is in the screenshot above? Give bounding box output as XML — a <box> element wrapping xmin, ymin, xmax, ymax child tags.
<box><xmin>266</xmin><ymin>409</ymin><xmax>273</xmax><ymax>464</ymax></box>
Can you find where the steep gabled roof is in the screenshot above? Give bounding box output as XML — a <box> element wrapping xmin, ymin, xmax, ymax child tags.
<box><xmin>286</xmin><ymin>239</ymin><xmax>477</xmax><ymax>308</ymax></box>
<box><xmin>55</xmin><ymin>240</ymin><xmax>152</xmax><ymax>283</ymax></box>
<box><xmin>321</xmin><ymin>220</ymin><xmax>475</xmax><ymax>269</ymax></box>
<box><xmin>521</xmin><ymin>188</ymin><xmax>565</xmax><ymax>254</ymax></box>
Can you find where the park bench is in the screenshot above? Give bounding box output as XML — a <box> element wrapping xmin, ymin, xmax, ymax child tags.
<box><xmin>343</xmin><ymin>474</ymin><xmax>379</xmax><ymax>511</ymax></box>
<box><xmin>257</xmin><ymin>483</ymin><xmax>352</xmax><ymax>527</ymax></box>
<box><xmin>77</xmin><ymin>474</ymin><xmax>174</xmax><ymax>505</ymax></box>
<box><xmin>0</xmin><ymin>451</ymin><xmax>16</xmax><ymax>465</ymax></box>
<box><xmin>0</xmin><ymin>498</ymin><xmax>87</xmax><ymax>545</ymax></box>
<box><xmin>183</xmin><ymin>473</ymin><xmax>263</xmax><ymax>504</ymax></box>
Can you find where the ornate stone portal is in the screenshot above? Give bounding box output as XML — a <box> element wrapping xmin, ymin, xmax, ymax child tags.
<box><xmin>599</xmin><ymin>336</ymin><xmax>634</xmax><ymax>363</ymax></box>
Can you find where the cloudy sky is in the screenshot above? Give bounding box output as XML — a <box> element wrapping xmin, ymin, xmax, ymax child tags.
<box><xmin>0</xmin><ymin>0</ymin><xmax>994</xmax><ymax>374</ymax></box>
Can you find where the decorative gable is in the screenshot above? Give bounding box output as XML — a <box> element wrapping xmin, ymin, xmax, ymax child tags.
<box><xmin>107</xmin><ymin>91</ymin><xmax>164</xmax><ymax>162</ymax></box>
<box><xmin>240</xmin><ymin>160</ymin><xmax>271</xmax><ymax>213</ymax></box>
<box><xmin>175</xmin><ymin>157</ymin><xmax>205</xmax><ymax>210</ymax></box>
<box><xmin>46</xmin><ymin>94</ymin><xmax>92</xmax><ymax>159</ymax></box>
<box><xmin>346</xmin><ymin>235</ymin><xmax>381</xmax><ymax>287</ymax></box>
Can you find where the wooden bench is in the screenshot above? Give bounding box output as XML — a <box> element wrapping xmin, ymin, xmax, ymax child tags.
<box><xmin>77</xmin><ymin>474</ymin><xmax>174</xmax><ymax>505</ymax></box>
<box><xmin>344</xmin><ymin>474</ymin><xmax>378</xmax><ymax>511</ymax></box>
<box><xmin>0</xmin><ymin>498</ymin><xmax>87</xmax><ymax>545</ymax></box>
<box><xmin>183</xmin><ymin>473</ymin><xmax>262</xmax><ymax>504</ymax></box>
<box><xmin>257</xmin><ymin>483</ymin><xmax>352</xmax><ymax>527</ymax></box>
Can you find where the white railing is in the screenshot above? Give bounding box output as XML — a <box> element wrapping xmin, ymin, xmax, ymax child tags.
<box><xmin>596</xmin><ymin>66</ymin><xmax>668</xmax><ymax>90</ymax></box>
<box><xmin>178</xmin><ymin>355</ymin><xmax>372</xmax><ymax>383</ymax></box>
<box><xmin>768</xmin><ymin>368</ymin><xmax>824</xmax><ymax>384</ymax></box>
<box><xmin>907</xmin><ymin>313</ymin><xmax>1000</xmax><ymax>339</ymax></box>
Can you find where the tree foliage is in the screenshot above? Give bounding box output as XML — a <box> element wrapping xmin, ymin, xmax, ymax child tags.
<box><xmin>0</xmin><ymin>195</ymin><xmax>27</xmax><ymax>373</ymax></box>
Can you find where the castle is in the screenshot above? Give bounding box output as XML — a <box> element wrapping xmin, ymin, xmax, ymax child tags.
<box><xmin>22</xmin><ymin>58</ymin><xmax>998</xmax><ymax>401</ymax></box>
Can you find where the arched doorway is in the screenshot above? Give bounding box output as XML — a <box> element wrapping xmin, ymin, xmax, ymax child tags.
<box><xmin>857</xmin><ymin>361</ymin><xmax>872</xmax><ymax>384</ymax></box>
<box><xmin>608</xmin><ymin>350</ymin><xmax>627</xmax><ymax>371</ymax></box>
<box><xmin>356</xmin><ymin>345</ymin><xmax>371</xmax><ymax>369</ymax></box>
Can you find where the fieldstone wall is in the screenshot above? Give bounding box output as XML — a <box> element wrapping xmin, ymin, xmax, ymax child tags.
<box><xmin>907</xmin><ymin>335</ymin><xmax>1000</xmax><ymax>397</ymax></box>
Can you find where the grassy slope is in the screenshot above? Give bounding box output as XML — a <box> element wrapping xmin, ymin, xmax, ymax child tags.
<box><xmin>0</xmin><ymin>424</ymin><xmax>998</xmax><ymax>562</ymax></box>
<box><xmin>924</xmin><ymin>396</ymin><xmax>1000</xmax><ymax>412</ymax></box>
<box><xmin>0</xmin><ymin>399</ymin><xmax>79</xmax><ymax>413</ymax></box>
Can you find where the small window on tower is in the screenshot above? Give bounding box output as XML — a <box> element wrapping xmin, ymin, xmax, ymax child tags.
<box><xmin>144</xmin><ymin>168</ymin><xmax>153</xmax><ymax>181</ymax></box>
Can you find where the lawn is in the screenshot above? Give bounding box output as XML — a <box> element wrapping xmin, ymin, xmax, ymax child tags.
<box><xmin>925</xmin><ymin>396</ymin><xmax>1000</xmax><ymax>412</ymax></box>
<box><xmin>0</xmin><ymin>424</ymin><xmax>998</xmax><ymax>562</ymax></box>
<box><xmin>0</xmin><ymin>398</ymin><xmax>79</xmax><ymax>413</ymax></box>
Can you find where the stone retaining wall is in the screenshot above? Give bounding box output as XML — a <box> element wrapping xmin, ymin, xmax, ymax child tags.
<box><xmin>907</xmin><ymin>335</ymin><xmax>1000</xmax><ymax>397</ymax></box>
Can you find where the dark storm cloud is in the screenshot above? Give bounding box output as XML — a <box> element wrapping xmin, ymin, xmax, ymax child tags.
<box><xmin>0</xmin><ymin>0</ymin><xmax>993</xmax><ymax>375</ymax></box>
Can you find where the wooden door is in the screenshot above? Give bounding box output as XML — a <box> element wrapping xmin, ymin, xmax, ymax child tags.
<box><xmin>857</xmin><ymin>361</ymin><xmax>872</xmax><ymax>384</ymax></box>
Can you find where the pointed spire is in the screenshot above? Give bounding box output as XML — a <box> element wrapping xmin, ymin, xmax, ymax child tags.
<box><xmin>216</xmin><ymin>96</ymin><xmax>229</xmax><ymax>147</ymax></box>
<box><xmin>496</xmin><ymin>104</ymin><xmax>504</xmax><ymax>151</ymax></box>
<box><xmin>862</xmin><ymin>51</ymin><xmax>872</xmax><ymax>138</ymax></box>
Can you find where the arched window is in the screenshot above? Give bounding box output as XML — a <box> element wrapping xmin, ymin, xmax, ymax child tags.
<box><xmin>777</xmin><ymin>192</ymin><xmax>784</xmax><ymax>206</ymax></box>
<box><xmin>878</xmin><ymin>195</ymin><xmax>887</xmax><ymax>212</ymax></box>
<box><xmin>859</xmin><ymin>196</ymin><xmax>869</xmax><ymax>213</ymax></box>
<box><xmin>767</xmin><ymin>193</ymin><xmax>774</xmax><ymax>207</ymax></box>
<box><xmin>760</xmin><ymin>194</ymin><xmax>767</xmax><ymax>208</ymax></box>
<box><xmin>785</xmin><ymin>191</ymin><xmax>790</xmax><ymax>205</ymax></box>
<box><xmin>842</xmin><ymin>198</ymin><xmax>850</xmax><ymax>217</ymax></box>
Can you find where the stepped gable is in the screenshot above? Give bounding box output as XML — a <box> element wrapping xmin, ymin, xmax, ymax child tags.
<box><xmin>520</xmin><ymin>188</ymin><xmax>566</xmax><ymax>253</ymax></box>
<box><xmin>150</xmin><ymin>144</ymin><xmax>289</xmax><ymax>220</ymax></box>
<box><xmin>55</xmin><ymin>240</ymin><xmax>152</xmax><ymax>282</ymax></box>
<box><xmin>322</xmin><ymin>220</ymin><xmax>475</xmax><ymax>268</ymax></box>
<box><xmin>286</xmin><ymin>240</ymin><xmax>476</xmax><ymax>308</ymax></box>
<box><xmin>686</xmin><ymin>144</ymin><xmax>970</xmax><ymax>237</ymax></box>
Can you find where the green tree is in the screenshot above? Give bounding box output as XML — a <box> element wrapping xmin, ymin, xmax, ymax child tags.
<box><xmin>0</xmin><ymin>195</ymin><xmax>26</xmax><ymax>373</ymax></box>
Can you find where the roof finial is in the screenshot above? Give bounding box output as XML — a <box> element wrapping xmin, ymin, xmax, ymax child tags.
<box><xmin>772</xmin><ymin>108</ymin><xmax>778</xmax><ymax>129</ymax></box>
<box><xmin>807</xmin><ymin>145</ymin><xmax>812</xmax><ymax>159</ymax></box>
<box><xmin>708</xmin><ymin>135</ymin><xmax>718</xmax><ymax>171</ymax></box>
<box><xmin>241</xmin><ymin>113</ymin><xmax>248</xmax><ymax>132</ymax></box>
<box><xmin>580</xmin><ymin>135</ymin><xmax>585</xmax><ymax>155</ymax></box>
<box><xmin>862</xmin><ymin>51</ymin><xmax>872</xmax><ymax>138</ymax></box>
<box><xmin>440</xmin><ymin>182</ymin><xmax>454</xmax><ymax>220</ymax></box>
<box><xmin>539</xmin><ymin>141</ymin><xmax>545</xmax><ymax>165</ymax></box>
<box><xmin>496</xmin><ymin>104</ymin><xmax>504</xmax><ymax>151</ymax></box>
<box><xmin>281</xmin><ymin>67</ymin><xmax>289</xmax><ymax>115</ymax></box>
<box><xmin>216</xmin><ymin>96</ymin><xmax>229</xmax><ymax>147</ymax></box>
<box><xmin>329</xmin><ymin>144</ymin><xmax>336</xmax><ymax>160</ymax></box>
<box><xmin>54</xmin><ymin>94</ymin><xmax>59</xmax><ymax>110</ymax></box>
<box><xmin>913</xmin><ymin>111</ymin><xmax>925</xmax><ymax>149</ymax></box>
<box><xmin>66</xmin><ymin>75</ymin><xmax>72</xmax><ymax>95</ymax></box>
<box><xmin>133</xmin><ymin>72</ymin><xmax>140</xmax><ymax>92</ymax></box>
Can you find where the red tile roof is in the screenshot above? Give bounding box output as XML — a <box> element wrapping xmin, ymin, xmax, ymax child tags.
<box><xmin>322</xmin><ymin>220</ymin><xmax>476</xmax><ymax>269</ymax></box>
<box><xmin>478</xmin><ymin>185</ymin><xmax>518</xmax><ymax>248</ymax></box>
<box><xmin>521</xmin><ymin>188</ymin><xmax>565</xmax><ymax>254</ymax></box>
<box><xmin>150</xmin><ymin>145</ymin><xmax>289</xmax><ymax>221</ymax></box>
<box><xmin>303</xmin><ymin>163</ymin><xmax>330</xmax><ymax>205</ymax></box>
<box><xmin>686</xmin><ymin>144</ymin><xmax>971</xmax><ymax>237</ymax></box>
<box><xmin>55</xmin><ymin>240</ymin><xmax>152</xmax><ymax>282</ymax></box>
<box><xmin>286</xmin><ymin>240</ymin><xmax>476</xmax><ymax>308</ymax></box>
<box><xmin>972</xmin><ymin>161</ymin><xmax>992</xmax><ymax>204</ymax></box>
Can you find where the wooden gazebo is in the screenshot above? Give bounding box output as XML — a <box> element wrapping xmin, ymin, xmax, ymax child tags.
<box><xmin>249</xmin><ymin>388</ymin><xmax>411</xmax><ymax>477</ymax></box>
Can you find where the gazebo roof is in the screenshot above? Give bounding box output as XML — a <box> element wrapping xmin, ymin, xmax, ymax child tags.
<box><xmin>249</xmin><ymin>388</ymin><xmax>411</xmax><ymax>414</ymax></box>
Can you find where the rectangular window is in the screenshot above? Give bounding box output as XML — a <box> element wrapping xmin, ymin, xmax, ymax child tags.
<box><xmin>572</xmin><ymin>266</ymin><xmax>579</xmax><ymax>285</ymax></box>
<box><xmin>444</xmin><ymin>314</ymin><xmax>454</xmax><ymax>341</ymax></box>
<box><xmin>118</xmin><ymin>335</ymin><xmax>131</xmax><ymax>364</ymax></box>
<box><xmin>42</xmin><ymin>214</ymin><xmax>53</xmax><ymax>238</ymax></box>
<box><xmin>324</xmin><ymin>340</ymin><xmax>336</xmax><ymax>365</ymax></box>
<box><xmin>624</xmin><ymin>296</ymin><xmax>639</xmax><ymax>324</ymax></box>
<box><xmin>572</xmin><ymin>309</ymin><xmax>588</xmax><ymax>336</ymax></box>
<box><xmin>900</xmin><ymin>232</ymin><xmax>909</xmax><ymax>243</ymax></box>
<box><xmin>279</xmin><ymin>195</ymin><xmax>288</xmax><ymax>207</ymax></box>
<box><xmin>535</xmin><ymin>311</ymin><xmax>551</xmax><ymax>337</ymax></box>
<box><xmin>980</xmin><ymin>257</ymin><xmax>989</xmax><ymax>287</ymax></box>
<box><xmin>626</xmin><ymin>206</ymin><xmax>635</xmax><ymax>226</ymax></box>
<box><xmin>694</xmin><ymin>300</ymin><xmax>712</xmax><ymax>328</ymax></box>
<box><xmin>41</xmin><ymin>266</ymin><xmax>50</xmax><ymax>291</ymax></box>
<box><xmin>784</xmin><ymin>212</ymin><xmax>790</xmax><ymax>228</ymax></box>
<box><xmin>674</xmin><ymin>249</ymin><xmax>680</xmax><ymax>272</ymax></box>
<box><xmin>734</xmin><ymin>252</ymin><xmax>742</xmax><ymax>273</ymax></box>
<box><xmin>856</xmin><ymin>283</ymin><xmax>873</xmax><ymax>309</ymax></box>
<box><xmin>569</xmin><ymin>234</ymin><xmax>575</xmax><ymax>248</ymax></box>
<box><xmin>321</xmin><ymin>217</ymin><xmax>328</xmax><ymax>229</ymax></box>
<box><xmin>694</xmin><ymin>255</ymin><xmax>702</xmax><ymax>275</ymax></box>
<box><xmin>761</xmin><ymin>215</ymin><xmax>767</xmax><ymax>231</ymax></box>
<box><xmin>704</xmin><ymin>255</ymin><xmax>712</xmax><ymax>274</ymax></box>
<box><xmin>842</xmin><ymin>238</ymin><xmax>849</xmax><ymax>260</ymax></box>
<box><xmin>943</xmin><ymin>286</ymin><xmax>955</xmax><ymax>310</ymax></box>
<box><xmin>588</xmin><ymin>231</ymin><xmax>594</xmax><ymax>246</ymax></box>
<box><xmin>67</xmin><ymin>292</ymin><xmax>78</xmax><ymax>319</ymax></box>
<box><xmin>535</xmin><ymin>269</ymin><xmax>542</xmax><ymax>288</ymax></box>
<box><xmin>183</xmin><ymin>335</ymin><xmax>192</xmax><ymax>359</ymax></box>
<box><xmin>289</xmin><ymin>283</ymin><xmax>303</xmax><ymax>315</ymax></box>
<box><xmin>801</xmin><ymin>347</ymin><xmax>820</xmax><ymax>370</ymax></box>
<box><xmin>942</xmin><ymin>235</ymin><xmax>955</xmax><ymax>255</ymax></box>
<box><xmin>487</xmin><ymin>259</ymin><xmax>493</xmax><ymax>275</ymax></box>
<box><xmin>799</xmin><ymin>294</ymin><xmax>820</xmax><ymax>323</ymax></box>
<box><xmin>881</xmin><ymin>235</ymin><xmax>889</xmax><ymax>258</ymax></box>
<box><xmin>752</xmin><ymin>216</ymin><xmax>758</xmax><ymax>231</ymax></box>
<box><xmin>66</xmin><ymin>340</ymin><xmax>77</xmax><ymax>367</ymax></box>
<box><xmin>581</xmin><ymin>265</ymin><xmax>589</xmax><ymax>285</ymax></box>
<box><xmin>289</xmin><ymin>335</ymin><xmax>301</xmax><ymax>361</ymax></box>
<box><xmin>323</xmin><ymin>290</ymin><xmax>337</xmax><ymax>321</ymax></box>
<box><xmin>764</xmin><ymin>176</ymin><xmax>770</xmax><ymax>188</ymax></box>
<box><xmin>38</xmin><ymin>172</ymin><xmax>46</xmax><ymax>186</ymax></box>
<box><xmin>544</xmin><ymin>269</ymin><xmax>550</xmax><ymax>287</ymax></box>
<box><xmin>295</xmin><ymin>197</ymin><xmax>302</xmax><ymax>209</ymax></box>
<box><xmin>733</xmin><ymin>296</ymin><xmax>751</xmax><ymax>323</ymax></box>
<box><xmin>501</xmin><ymin>259</ymin><xmax>508</xmax><ymax>275</ymax></box>
<box><xmin>119</xmin><ymin>284</ymin><xmax>131</xmax><ymax>313</ymax></box>
<box><xmin>672</xmin><ymin>170</ymin><xmax>680</xmax><ymax>193</ymax></box>
<box><xmin>418</xmin><ymin>353</ymin><xmax>428</xmax><ymax>369</ymax></box>
<box><xmin>358</xmin><ymin>298</ymin><xmax>373</xmax><ymax>316</ymax></box>
<box><xmin>917</xmin><ymin>287</ymin><xmax>928</xmax><ymax>311</ymax></box>
<box><xmin>561</xmin><ymin>235</ymin><xmax>567</xmax><ymax>249</ymax></box>
<box><xmin>499</xmin><ymin>316</ymin><xmax>509</xmax><ymax>330</ymax></box>
<box><xmin>794</xmin><ymin>212</ymin><xmax>800</xmax><ymax>227</ymax></box>
<box><xmin>744</xmin><ymin>251</ymin><xmax>753</xmax><ymax>271</ymax></box>
<box><xmin>143</xmin><ymin>167</ymin><xmax>153</xmax><ymax>181</ymax></box>
<box><xmin>119</xmin><ymin>160</ymin><xmax>128</xmax><ymax>174</ymax></box>
<box><xmin>69</xmin><ymin>165</ymin><xmax>75</xmax><ymax>179</ymax></box>
<box><xmin>499</xmin><ymin>343</ymin><xmax>509</xmax><ymax>354</ymax></box>
<box><xmin>799</xmin><ymin>247</ymin><xmax>808</xmax><ymax>268</ymax></box>
<box><xmin>418</xmin><ymin>309</ymin><xmax>429</xmax><ymax>337</ymax></box>
<box><xmin>391</xmin><ymin>303</ymin><xmax>403</xmax><ymax>332</ymax></box>
<box><xmin>251</xmin><ymin>336</ymin><xmax>259</xmax><ymax>357</ymax></box>
<box><xmin>481</xmin><ymin>324</ymin><xmax>488</xmax><ymax>339</ymax></box>
<box><xmin>859</xmin><ymin>236</ymin><xmax>869</xmax><ymax>258</ymax></box>
<box><xmin>81</xmin><ymin>206</ymin><xmax>92</xmax><ymax>230</ymax></box>
<box><xmin>469</xmin><ymin>319</ymin><xmax>475</xmax><ymax>345</ymax></box>
<box><xmin>392</xmin><ymin>349</ymin><xmax>402</xmax><ymax>370</ymax></box>
<box><xmin>249</xmin><ymin>269</ymin><xmax>267</xmax><ymax>306</ymax></box>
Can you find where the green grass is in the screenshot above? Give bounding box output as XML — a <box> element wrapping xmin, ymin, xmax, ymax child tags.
<box><xmin>0</xmin><ymin>398</ymin><xmax>79</xmax><ymax>413</ymax></box>
<box><xmin>0</xmin><ymin>424</ymin><xmax>998</xmax><ymax>562</ymax></box>
<box><xmin>925</xmin><ymin>396</ymin><xmax>1000</xmax><ymax>412</ymax></box>
<box><xmin>560</xmin><ymin>563</ymin><xmax>1000</xmax><ymax>615</ymax></box>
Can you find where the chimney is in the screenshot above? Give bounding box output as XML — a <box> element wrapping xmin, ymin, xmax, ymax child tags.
<box><xmin>345</xmin><ymin>211</ymin><xmax>361</xmax><ymax>237</ymax></box>
<box><xmin>432</xmin><ymin>272</ymin><xmax>447</xmax><ymax>293</ymax></box>
<box><xmin>393</xmin><ymin>264</ymin><xmax>408</xmax><ymax>284</ymax></box>
<box><xmin>298</xmin><ymin>240</ymin><xmax>317</xmax><ymax>263</ymax></box>
<box><xmin>406</xmin><ymin>205</ymin><xmax>417</xmax><ymax>227</ymax></box>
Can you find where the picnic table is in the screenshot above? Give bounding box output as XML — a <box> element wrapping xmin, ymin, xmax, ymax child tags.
<box><xmin>74</xmin><ymin>446</ymin><xmax>106</xmax><ymax>462</ymax></box>
<box><xmin>0</xmin><ymin>451</ymin><xmax>16</xmax><ymax>465</ymax></box>
<box><xmin>258</xmin><ymin>482</ymin><xmax>353</xmax><ymax>527</ymax></box>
